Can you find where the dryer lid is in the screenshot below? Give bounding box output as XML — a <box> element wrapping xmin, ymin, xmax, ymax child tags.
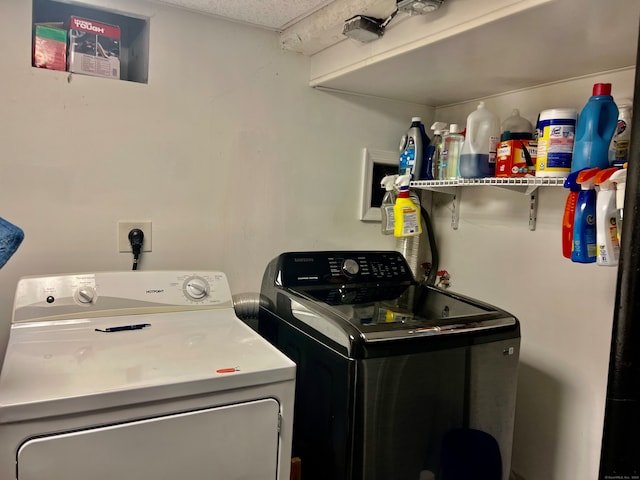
<box><xmin>0</xmin><ymin>309</ymin><xmax>295</xmax><ymax>423</ymax></box>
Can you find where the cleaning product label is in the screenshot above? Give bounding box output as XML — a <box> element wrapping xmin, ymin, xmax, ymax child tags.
<box><xmin>597</xmin><ymin>217</ymin><xmax>620</xmax><ymax>264</ymax></box>
<box><xmin>383</xmin><ymin>206</ymin><xmax>395</xmax><ymax>232</ymax></box>
<box><xmin>536</xmin><ymin>109</ymin><xmax>577</xmax><ymax>177</ymax></box>
<box><xmin>489</xmin><ymin>135</ymin><xmax>499</xmax><ymax>163</ymax></box>
<box><xmin>610</xmin><ymin>119</ymin><xmax>630</xmax><ymax>168</ymax></box>
<box><xmin>399</xmin><ymin>136</ymin><xmax>416</xmax><ymax>176</ymax></box>
<box><xmin>537</xmin><ymin>121</ymin><xmax>575</xmax><ymax>173</ymax></box>
<box><xmin>496</xmin><ymin>140</ymin><xmax>538</xmax><ymax>177</ymax></box>
<box><xmin>399</xmin><ymin>206</ymin><xmax>420</xmax><ymax>236</ymax></box>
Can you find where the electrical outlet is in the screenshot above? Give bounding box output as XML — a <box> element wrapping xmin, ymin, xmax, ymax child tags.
<box><xmin>118</xmin><ymin>221</ymin><xmax>152</xmax><ymax>253</ymax></box>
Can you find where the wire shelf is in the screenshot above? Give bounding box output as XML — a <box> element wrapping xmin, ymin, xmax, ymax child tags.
<box><xmin>411</xmin><ymin>177</ymin><xmax>566</xmax><ymax>189</ymax></box>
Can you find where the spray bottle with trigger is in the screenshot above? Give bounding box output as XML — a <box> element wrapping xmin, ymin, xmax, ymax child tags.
<box><xmin>426</xmin><ymin>122</ymin><xmax>448</xmax><ymax>180</ymax></box>
<box><xmin>393</xmin><ymin>175</ymin><xmax>422</xmax><ymax>238</ymax></box>
<box><xmin>562</xmin><ymin>169</ymin><xmax>583</xmax><ymax>259</ymax></box>
<box><xmin>610</xmin><ymin>167</ymin><xmax>627</xmax><ymax>241</ymax></box>
<box><xmin>572</xmin><ymin>167</ymin><xmax>600</xmax><ymax>263</ymax></box>
<box><xmin>594</xmin><ymin>167</ymin><xmax>621</xmax><ymax>266</ymax></box>
<box><xmin>380</xmin><ymin>174</ymin><xmax>398</xmax><ymax>235</ymax></box>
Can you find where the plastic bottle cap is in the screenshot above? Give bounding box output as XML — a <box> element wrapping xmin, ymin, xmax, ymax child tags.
<box><xmin>411</xmin><ymin>116</ymin><xmax>422</xmax><ymax>122</ymax></box>
<box><xmin>449</xmin><ymin>124</ymin><xmax>461</xmax><ymax>133</ymax></box>
<box><xmin>593</xmin><ymin>83</ymin><xmax>612</xmax><ymax>96</ymax></box>
<box><xmin>477</xmin><ymin>101</ymin><xmax>485</xmax><ymax>109</ymax></box>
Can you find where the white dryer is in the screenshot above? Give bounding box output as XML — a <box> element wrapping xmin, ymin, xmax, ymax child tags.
<box><xmin>0</xmin><ymin>271</ymin><xmax>296</xmax><ymax>480</ymax></box>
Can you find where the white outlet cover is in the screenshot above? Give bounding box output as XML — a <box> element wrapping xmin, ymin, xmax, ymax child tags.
<box><xmin>118</xmin><ymin>221</ymin><xmax>152</xmax><ymax>253</ymax></box>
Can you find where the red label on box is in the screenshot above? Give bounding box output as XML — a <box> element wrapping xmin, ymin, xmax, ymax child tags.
<box><xmin>496</xmin><ymin>140</ymin><xmax>538</xmax><ymax>177</ymax></box>
<box><xmin>70</xmin><ymin>17</ymin><xmax>121</xmax><ymax>39</ymax></box>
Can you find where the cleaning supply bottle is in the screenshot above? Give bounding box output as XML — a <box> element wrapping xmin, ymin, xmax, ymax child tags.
<box><xmin>562</xmin><ymin>170</ymin><xmax>583</xmax><ymax>259</ymax></box>
<box><xmin>441</xmin><ymin>124</ymin><xmax>464</xmax><ymax>179</ymax></box>
<box><xmin>399</xmin><ymin>117</ymin><xmax>431</xmax><ymax>180</ymax></box>
<box><xmin>459</xmin><ymin>101</ymin><xmax>500</xmax><ymax>178</ymax></box>
<box><xmin>426</xmin><ymin>122</ymin><xmax>447</xmax><ymax>180</ymax></box>
<box><xmin>501</xmin><ymin>108</ymin><xmax>533</xmax><ymax>138</ymax></box>
<box><xmin>497</xmin><ymin>109</ymin><xmax>535</xmax><ymax>177</ymax></box>
<box><xmin>380</xmin><ymin>175</ymin><xmax>398</xmax><ymax>235</ymax></box>
<box><xmin>571</xmin><ymin>83</ymin><xmax>619</xmax><ymax>172</ymax></box>
<box><xmin>393</xmin><ymin>175</ymin><xmax>422</xmax><ymax>237</ymax></box>
<box><xmin>609</xmin><ymin>99</ymin><xmax>633</xmax><ymax>168</ymax></box>
<box><xmin>594</xmin><ymin>168</ymin><xmax>621</xmax><ymax>266</ymax></box>
<box><xmin>610</xmin><ymin>167</ymin><xmax>627</xmax><ymax>240</ymax></box>
<box><xmin>571</xmin><ymin>168</ymin><xmax>600</xmax><ymax>263</ymax></box>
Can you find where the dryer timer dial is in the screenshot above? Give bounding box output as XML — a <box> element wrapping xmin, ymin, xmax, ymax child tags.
<box><xmin>183</xmin><ymin>277</ymin><xmax>210</xmax><ymax>300</ymax></box>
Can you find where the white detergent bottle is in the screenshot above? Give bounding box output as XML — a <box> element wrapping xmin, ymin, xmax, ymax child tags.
<box><xmin>595</xmin><ymin>168</ymin><xmax>621</xmax><ymax>266</ymax></box>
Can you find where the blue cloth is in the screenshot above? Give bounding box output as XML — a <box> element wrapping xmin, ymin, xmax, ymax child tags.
<box><xmin>0</xmin><ymin>217</ymin><xmax>24</xmax><ymax>269</ymax></box>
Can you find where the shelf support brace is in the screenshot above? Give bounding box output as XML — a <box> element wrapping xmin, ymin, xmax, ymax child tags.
<box><xmin>529</xmin><ymin>190</ymin><xmax>538</xmax><ymax>231</ymax></box>
<box><xmin>451</xmin><ymin>187</ymin><xmax>461</xmax><ymax>230</ymax></box>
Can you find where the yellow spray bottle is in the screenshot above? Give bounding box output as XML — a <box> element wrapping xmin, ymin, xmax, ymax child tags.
<box><xmin>393</xmin><ymin>175</ymin><xmax>422</xmax><ymax>237</ymax></box>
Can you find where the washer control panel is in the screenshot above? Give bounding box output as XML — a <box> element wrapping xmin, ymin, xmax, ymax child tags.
<box><xmin>12</xmin><ymin>271</ymin><xmax>233</xmax><ymax>323</ymax></box>
<box><xmin>277</xmin><ymin>251</ymin><xmax>415</xmax><ymax>287</ymax></box>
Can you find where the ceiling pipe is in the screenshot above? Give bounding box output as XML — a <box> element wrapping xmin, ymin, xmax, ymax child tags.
<box><xmin>279</xmin><ymin>0</ymin><xmax>396</xmax><ymax>55</ymax></box>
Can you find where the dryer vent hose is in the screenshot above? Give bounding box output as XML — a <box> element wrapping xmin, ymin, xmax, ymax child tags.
<box><xmin>232</xmin><ymin>292</ymin><xmax>262</xmax><ymax>321</ymax></box>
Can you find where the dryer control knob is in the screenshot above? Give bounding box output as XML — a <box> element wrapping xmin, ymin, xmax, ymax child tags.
<box><xmin>185</xmin><ymin>277</ymin><xmax>209</xmax><ymax>300</ymax></box>
<box><xmin>342</xmin><ymin>258</ymin><xmax>360</xmax><ymax>276</ymax></box>
<box><xmin>75</xmin><ymin>286</ymin><xmax>96</xmax><ymax>304</ymax></box>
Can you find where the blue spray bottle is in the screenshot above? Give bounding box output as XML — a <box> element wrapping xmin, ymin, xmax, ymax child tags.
<box><xmin>571</xmin><ymin>167</ymin><xmax>600</xmax><ymax>263</ymax></box>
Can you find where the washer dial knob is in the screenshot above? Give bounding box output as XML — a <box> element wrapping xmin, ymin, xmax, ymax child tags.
<box><xmin>184</xmin><ymin>277</ymin><xmax>209</xmax><ymax>300</ymax></box>
<box><xmin>75</xmin><ymin>286</ymin><xmax>96</xmax><ymax>304</ymax></box>
<box><xmin>342</xmin><ymin>258</ymin><xmax>360</xmax><ymax>276</ymax></box>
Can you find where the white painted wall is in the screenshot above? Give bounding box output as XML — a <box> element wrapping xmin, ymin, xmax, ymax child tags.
<box><xmin>431</xmin><ymin>68</ymin><xmax>635</xmax><ymax>480</ymax></box>
<box><xmin>1</xmin><ymin>0</ymin><xmax>635</xmax><ymax>478</ymax></box>
<box><xmin>0</xmin><ymin>0</ymin><xmax>432</xmax><ymax>356</ymax></box>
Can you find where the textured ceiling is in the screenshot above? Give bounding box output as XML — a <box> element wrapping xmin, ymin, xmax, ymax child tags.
<box><xmin>154</xmin><ymin>0</ymin><xmax>337</xmax><ymax>31</ymax></box>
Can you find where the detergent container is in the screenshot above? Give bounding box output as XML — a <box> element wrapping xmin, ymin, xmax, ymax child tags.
<box><xmin>609</xmin><ymin>99</ymin><xmax>633</xmax><ymax>168</ymax></box>
<box><xmin>571</xmin><ymin>168</ymin><xmax>600</xmax><ymax>263</ymax></box>
<box><xmin>571</xmin><ymin>83</ymin><xmax>619</xmax><ymax>172</ymax></box>
<box><xmin>594</xmin><ymin>168</ymin><xmax>620</xmax><ymax>266</ymax></box>
<box><xmin>496</xmin><ymin>109</ymin><xmax>535</xmax><ymax>177</ymax></box>
<box><xmin>536</xmin><ymin>108</ymin><xmax>577</xmax><ymax>177</ymax></box>
<box><xmin>399</xmin><ymin>117</ymin><xmax>431</xmax><ymax>180</ymax></box>
<box><xmin>562</xmin><ymin>170</ymin><xmax>583</xmax><ymax>259</ymax></box>
<box><xmin>394</xmin><ymin>175</ymin><xmax>422</xmax><ymax>238</ymax></box>
<box><xmin>459</xmin><ymin>102</ymin><xmax>500</xmax><ymax>178</ymax></box>
<box><xmin>441</xmin><ymin>124</ymin><xmax>464</xmax><ymax>179</ymax></box>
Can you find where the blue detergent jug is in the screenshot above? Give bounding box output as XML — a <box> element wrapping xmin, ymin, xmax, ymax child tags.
<box><xmin>571</xmin><ymin>83</ymin><xmax>619</xmax><ymax>172</ymax></box>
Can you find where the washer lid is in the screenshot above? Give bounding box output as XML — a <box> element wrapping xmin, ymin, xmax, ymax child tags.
<box><xmin>0</xmin><ymin>309</ymin><xmax>295</xmax><ymax>423</ymax></box>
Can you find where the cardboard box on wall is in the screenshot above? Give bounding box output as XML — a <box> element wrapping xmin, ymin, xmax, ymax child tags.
<box><xmin>496</xmin><ymin>139</ymin><xmax>537</xmax><ymax>177</ymax></box>
<box><xmin>67</xmin><ymin>16</ymin><xmax>121</xmax><ymax>79</ymax></box>
<box><xmin>33</xmin><ymin>23</ymin><xmax>67</xmax><ymax>71</ymax></box>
